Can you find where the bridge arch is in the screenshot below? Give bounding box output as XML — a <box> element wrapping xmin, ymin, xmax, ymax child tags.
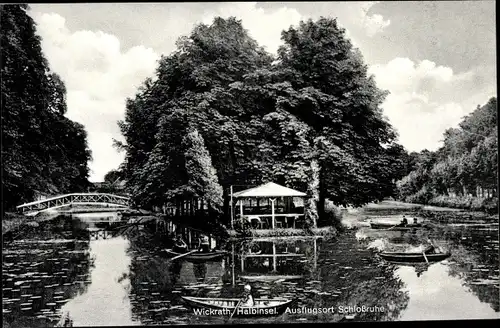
<box><xmin>16</xmin><ymin>193</ymin><xmax>131</xmax><ymax>216</ymax></box>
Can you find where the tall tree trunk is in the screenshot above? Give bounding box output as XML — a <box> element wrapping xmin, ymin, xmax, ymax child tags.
<box><xmin>306</xmin><ymin>159</ymin><xmax>320</xmax><ymax>228</ymax></box>
<box><xmin>318</xmin><ymin>189</ymin><xmax>325</xmax><ymax>224</ymax></box>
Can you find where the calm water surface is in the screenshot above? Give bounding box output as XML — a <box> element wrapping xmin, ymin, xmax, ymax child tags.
<box><xmin>2</xmin><ymin>213</ymin><xmax>499</xmax><ymax>326</ymax></box>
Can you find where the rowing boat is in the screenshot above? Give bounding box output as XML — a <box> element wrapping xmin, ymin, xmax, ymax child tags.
<box><xmin>162</xmin><ymin>249</ymin><xmax>226</xmax><ymax>261</ymax></box>
<box><xmin>181</xmin><ymin>296</ymin><xmax>294</xmax><ymax>316</ymax></box>
<box><xmin>370</xmin><ymin>222</ymin><xmax>423</xmax><ymax>230</ymax></box>
<box><xmin>379</xmin><ymin>251</ymin><xmax>451</xmax><ymax>263</ymax></box>
<box><xmin>240</xmin><ymin>275</ymin><xmax>303</xmax><ymax>282</ymax></box>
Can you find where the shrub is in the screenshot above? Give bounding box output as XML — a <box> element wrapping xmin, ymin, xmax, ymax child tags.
<box><xmin>427</xmin><ymin>195</ymin><xmax>498</xmax><ymax>213</ymax></box>
<box><xmin>405</xmin><ymin>186</ymin><xmax>434</xmax><ymax>204</ymax></box>
<box><xmin>482</xmin><ymin>197</ymin><xmax>499</xmax><ymax>214</ymax></box>
<box><xmin>318</xmin><ymin>199</ymin><xmax>343</xmax><ymax>231</ymax></box>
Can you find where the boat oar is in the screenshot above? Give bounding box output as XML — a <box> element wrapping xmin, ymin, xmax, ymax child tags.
<box><xmin>168</xmin><ymin>250</ymin><xmax>197</xmax><ymax>262</ymax></box>
<box><xmin>387</xmin><ymin>224</ymin><xmax>399</xmax><ymax>231</ymax></box>
<box><xmin>227</xmin><ymin>299</ymin><xmax>242</xmax><ymax>322</ymax></box>
<box><xmin>422</xmin><ymin>251</ymin><xmax>429</xmax><ymax>264</ymax></box>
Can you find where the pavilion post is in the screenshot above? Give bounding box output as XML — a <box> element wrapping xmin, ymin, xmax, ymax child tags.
<box><xmin>272</xmin><ymin>242</ymin><xmax>277</xmax><ymax>272</ymax></box>
<box><xmin>313</xmin><ymin>237</ymin><xmax>317</xmax><ymax>269</ymax></box>
<box><xmin>270</xmin><ymin>198</ymin><xmax>276</xmax><ymax>229</ymax></box>
<box><xmin>232</xmin><ymin>243</ymin><xmax>235</xmax><ymax>286</ymax></box>
<box><xmin>230</xmin><ymin>186</ymin><xmax>234</xmax><ymax>230</ymax></box>
<box><xmin>239</xmin><ymin>199</ymin><xmax>243</xmax><ymax>221</ymax></box>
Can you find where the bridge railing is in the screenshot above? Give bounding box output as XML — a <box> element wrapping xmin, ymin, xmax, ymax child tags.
<box><xmin>16</xmin><ymin>193</ymin><xmax>131</xmax><ymax>215</ymax></box>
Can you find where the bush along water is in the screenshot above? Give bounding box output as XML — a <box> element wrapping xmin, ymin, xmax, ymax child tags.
<box><xmin>419</xmin><ymin>210</ymin><xmax>498</xmax><ymax>224</ymax></box>
<box><xmin>427</xmin><ymin>195</ymin><xmax>498</xmax><ymax>214</ymax></box>
<box><xmin>318</xmin><ymin>200</ymin><xmax>344</xmax><ymax>232</ymax></box>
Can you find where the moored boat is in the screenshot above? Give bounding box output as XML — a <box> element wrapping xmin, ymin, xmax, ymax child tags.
<box><xmin>181</xmin><ymin>296</ymin><xmax>294</xmax><ymax>317</ymax></box>
<box><xmin>370</xmin><ymin>222</ymin><xmax>423</xmax><ymax>230</ymax></box>
<box><xmin>162</xmin><ymin>249</ymin><xmax>226</xmax><ymax>261</ymax></box>
<box><xmin>379</xmin><ymin>251</ymin><xmax>451</xmax><ymax>263</ymax></box>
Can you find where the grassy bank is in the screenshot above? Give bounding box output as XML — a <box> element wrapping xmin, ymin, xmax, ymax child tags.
<box><xmin>418</xmin><ymin>210</ymin><xmax>499</xmax><ymax>224</ymax></box>
<box><xmin>426</xmin><ymin>195</ymin><xmax>498</xmax><ymax>214</ymax></box>
<box><xmin>1</xmin><ymin>212</ymin><xmax>48</xmax><ymax>235</ymax></box>
<box><xmin>2</xmin><ymin>212</ymin><xmax>72</xmax><ymax>242</ymax></box>
<box><xmin>395</xmin><ymin>194</ymin><xmax>498</xmax><ymax>214</ymax></box>
<box><xmin>361</xmin><ymin>200</ymin><xmax>462</xmax><ymax>215</ymax></box>
<box><xmin>360</xmin><ymin>199</ymin><xmax>498</xmax><ymax>216</ymax></box>
<box><xmin>361</xmin><ymin>200</ymin><xmax>498</xmax><ymax>223</ymax></box>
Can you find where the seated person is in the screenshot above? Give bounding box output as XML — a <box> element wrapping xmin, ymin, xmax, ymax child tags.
<box><xmin>172</xmin><ymin>234</ymin><xmax>188</xmax><ymax>253</ymax></box>
<box><xmin>401</xmin><ymin>216</ymin><xmax>408</xmax><ymax>226</ymax></box>
<box><xmin>413</xmin><ymin>218</ymin><xmax>418</xmax><ymax>224</ymax></box>
<box><xmin>249</xmin><ymin>244</ymin><xmax>262</xmax><ymax>255</ymax></box>
<box><xmin>423</xmin><ymin>244</ymin><xmax>435</xmax><ymax>254</ymax></box>
<box><xmin>198</xmin><ymin>235</ymin><xmax>211</xmax><ymax>253</ymax></box>
<box><xmin>424</xmin><ymin>239</ymin><xmax>435</xmax><ymax>254</ymax></box>
<box><xmin>240</xmin><ymin>284</ymin><xmax>255</xmax><ymax>307</ymax></box>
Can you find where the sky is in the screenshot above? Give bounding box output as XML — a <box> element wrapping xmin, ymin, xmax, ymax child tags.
<box><xmin>27</xmin><ymin>1</ymin><xmax>497</xmax><ymax>182</ymax></box>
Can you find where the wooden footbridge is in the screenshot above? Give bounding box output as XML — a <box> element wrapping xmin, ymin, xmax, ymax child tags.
<box><xmin>16</xmin><ymin>193</ymin><xmax>131</xmax><ymax>216</ymax></box>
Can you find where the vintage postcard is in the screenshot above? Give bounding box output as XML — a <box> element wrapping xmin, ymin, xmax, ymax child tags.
<box><xmin>2</xmin><ymin>2</ymin><xmax>498</xmax><ymax>326</ymax></box>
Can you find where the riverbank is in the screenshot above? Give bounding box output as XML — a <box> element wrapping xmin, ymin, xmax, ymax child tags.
<box><xmin>1</xmin><ymin>212</ymin><xmax>56</xmax><ymax>236</ymax></box>
<box><xmin>2</xmin><ymin>212</ymin><xmax>74</xmax><ymax>243</ymax></box>
<box><xmin>360</xmin><ymin>200</ymin><xmax>498</xmax><ymax>220</ymax></box>
<box><xmin>392</xmin><ymin>195</ymin><xmax>498</xmax><ymax>214</ymax></box>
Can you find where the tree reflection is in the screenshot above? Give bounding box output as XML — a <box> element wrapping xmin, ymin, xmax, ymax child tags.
<box><xmin>193</xmin><ymin>262</ymin><xmax>207</xmax><ymax>281</ymax></box>
<box><xmin>438</xmin><ymin>227</ymin><xmax>500</xmax><ymax>312</ymax></box>
<box><xmin>385</xmin><ymin>222</ymin><xmax>499</xmax><ymax>314</ymax></box>
<box><xmin>2</xmin><ymin>237</ymin><xmax>92</xmax><ymax>328</ymax></box>
<box><xmin>314</xmin><ymin>233</ymin><xmax>410</xmax><ymax>322</ymax></box>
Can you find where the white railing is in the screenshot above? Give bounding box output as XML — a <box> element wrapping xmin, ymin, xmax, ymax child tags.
<box><xmin>16</xmin><ymin>193</ymin><xmax>131</xmax><ymax>215</ymax></box>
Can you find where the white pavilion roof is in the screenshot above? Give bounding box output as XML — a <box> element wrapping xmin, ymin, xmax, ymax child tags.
<box><xmin>232</xmin><ymin>182</ymin><xmax>307</xmax><ymax>198</ymax></box>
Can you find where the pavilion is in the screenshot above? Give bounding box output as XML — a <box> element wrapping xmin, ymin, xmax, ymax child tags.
<box><xmin>230</xmin><ymin>182</ymin><xmax>310</xmax><ymax>229</ymax></box>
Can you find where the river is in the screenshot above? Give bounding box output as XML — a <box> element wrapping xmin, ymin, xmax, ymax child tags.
<box><xmin>2</xmin><ymin>210</ymin><xmax>499</xmax><ymax>326</ymax></box>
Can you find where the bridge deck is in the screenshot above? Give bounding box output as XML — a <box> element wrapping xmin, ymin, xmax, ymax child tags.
<box><xmin>16</xmin><ymin>193</ymin><xmax>131</xmax><ymax>215</ymax></box>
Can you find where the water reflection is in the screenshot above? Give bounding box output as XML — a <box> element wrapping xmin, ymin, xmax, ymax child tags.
<box><xmin>58</xmin><ymin>237</ymin><xmax>139</xmax><ymax>326</ymax></box>
<box><xmin>397</xmin><ymin>263</ymin><xmax>499</xmax><ymax>320</ymax></box>
<box><xmin>356</xmin><ymin>215</ymin><xmax>500</xmax><ymax>320</ymax></box>
<box><xmin>124</xmin><ymin>229</ymin><xmax>229</xmax><ymax>325</ymax></box>
<box><xmin>234</xmin><ymin>238</ymin><xmax>318</xmax><ymax>278</ymax></box>
<box><xmin>315</xmin><ymin>233</ymin><xmax>409</xmax><ymax>322</ymax></box>
<box><xmin>2</xmin><ymin>239</ymin><xmax>92</xmax><ymax>328</ymax></box>
<box><xmin>3</xmin><ymin>212</ymin><xmax>498</xmax><ymax>326</ymax></box>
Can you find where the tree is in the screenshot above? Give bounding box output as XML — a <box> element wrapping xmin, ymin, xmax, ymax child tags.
<box><xmin>275</xmin><ymin>17</ymin><xmax>401</xmax><ymax>210</ymax></box>
<box><xmin>104</xmin><ymin>169</ymin><xmax>123</xmax><ymax>185</ymax></box>
<box><xmin>119</xmin><ymin>16</ymin><xmax>407</xmax><ymax>225</ymax></box>
<box><xmin>1</xmin><ymin>4</ymin><xmax>91</xmax><ymax>213</ymax></box>
<box><xmin>396</xmin><ymin>97</ymin><xmax>497</xmax><ymax>207</ymax></box>
<box><xmin>183</xmin><ymin>128</ymin><xmax>223</xmax><ymax>211</ymax></box>
<box><xmin>119</xmin><ymin>17</ymin><xmax>273</xmax><ymax>216</ymax></box>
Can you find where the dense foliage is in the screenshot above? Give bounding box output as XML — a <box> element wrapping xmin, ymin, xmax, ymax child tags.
<box><xmin>118</xmin><ymin>17</ymin><xmax>406</xmax><ymax>225</ymax></box>
<box><xmin>396</xmin><ymin>97</ymin><xmax>498</xmax><ymax>212</ymax></box>
<box><xmin>1</xmin><ymin>4</ymin><xmax>92</xmax><ymax>213</ymax></box>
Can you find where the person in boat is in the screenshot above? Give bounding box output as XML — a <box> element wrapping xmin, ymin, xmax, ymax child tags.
<box><xmin>173</xmin><ymin>234</ymin><xmax>188</xmax><ymax>253</ymax></box>
<box><xmin>239</xmin><ymin>284</ymin><xmax>255</xmax><ymax>307</ymax></box>
<box><xmin>401</xmin><ymin>215</ymin><xmax>408</xmax><ymax>226</ymax></box>
<box><xmin>423</xmin><ymin>239</ymin><xmax>436</xmax><ymax>254</ymax></box>
<box><xmin>198</xmin><ymin>235</ymin><xmax>211</xmax><ymax>253</ymax></box>
<box><xmin>165</xmin><ymin>232</ymin><xmax>176</xmax><ymax>248</ymax></box>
